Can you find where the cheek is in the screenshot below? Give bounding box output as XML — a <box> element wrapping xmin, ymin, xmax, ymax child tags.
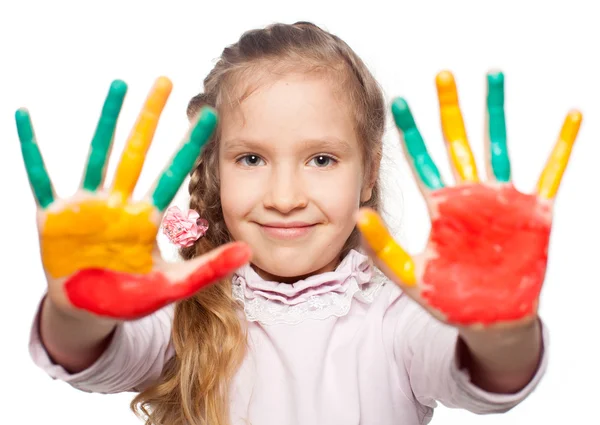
<box><xmin>220</xmin><ymin>165</ymin><xmax>262</xmax><ymax>224</ymax></box>
<box><xmin>309</xmin><ymin>168</ymin><xmax>362</xmax><ymax>223</ymax></box>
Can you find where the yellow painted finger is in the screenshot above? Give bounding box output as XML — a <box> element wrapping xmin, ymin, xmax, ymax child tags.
<box><xmin>436</xmin><ymin>71</ymin><xmax>479</xmax><ymax>183</ymax></box>
<box><xmin>357</xmin><ymin>209</ymin><xmax>416</xmax><ymax>285</ymax></box>
<box><xmin>536</xmin><ymin>110</ymin><xmax>582</xmax><ymax>199</ymax></box>
<box><xmin>111</xmin><ymin>77</ymin><xmax>173</xmax><ymax>201</ymax></box>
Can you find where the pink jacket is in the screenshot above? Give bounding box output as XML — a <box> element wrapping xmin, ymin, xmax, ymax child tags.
<box><xmin>29</xmin><ymin>249</ymin><xmax>548</xmax><ymax>424</ymax></box>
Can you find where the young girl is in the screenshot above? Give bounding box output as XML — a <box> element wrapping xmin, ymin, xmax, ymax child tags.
<box><xmin>21</xmin><ymin>21</ymin><xmax>580</xmax><ymax>425</ymax></box>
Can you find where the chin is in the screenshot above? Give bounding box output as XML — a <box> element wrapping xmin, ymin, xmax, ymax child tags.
<box><xmin>253</xmin><ymin>245</ymin><xmax>340</xmax><ymax>282</ymax></box>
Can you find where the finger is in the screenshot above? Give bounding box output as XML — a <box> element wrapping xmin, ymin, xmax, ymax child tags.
<box><xmin>64</xmin><ymin>242</ymin><xmax>252</xmax><ymax>319</ymax></box>
<box><xmin>391</xmin><ymin>97</ymin><xmax>445</xmax><ymax>191</ymax></box>
<box><xmin>536</xmin><ymin>110</ymin><xmax>582</xmax><ymax>199</ymax></box>
<box><xmin>149</xmin><ymin>107</ymin><xmax>218</xmax><ymax>211</ymax></box>
<box><xmin>436</xmin><ymin>70</ymin><xmax>480</xmax><ymax>183</ymax></box>
<box><xmin>15</xmin><ymin>109</ymin><xmax>55</xmax><ymax>208</ymax></box>
<box><xmin>82</xmin><ymin>80</ymin><xmax>128</xmax><ymax>191</ymax></box>
<box><xmin>110</xmin><ymin>76</ymin><xmax>172</xmax><ymax>201</ymax></box>
<box><xmin>165</xmin><ymin>242</ymin><xmax>252</xmax><ymax>296</ymax></box>
<box><xmin>486</xmin><ymin>71</ymin><xmax>511</xmax><ymax>182</ymax></box>
<box><xmin>356</xmin><ymin>208</ymin><xmax>416</xmax><ymax>286</ymax></box>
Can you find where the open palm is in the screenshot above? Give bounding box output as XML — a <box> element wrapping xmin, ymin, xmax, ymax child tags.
<box><xmin>17</xmin><ymin>77</ymin><xmax>251</xmax><ymax>320</ymax></box>
<box><xmin>358</xmin><ymin>71</ymin><xmax>581</xmax><ymax>327</ymax></box>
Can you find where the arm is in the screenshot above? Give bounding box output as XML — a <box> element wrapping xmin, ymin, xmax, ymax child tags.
<box><xmin>30</xmin><ymin>295</ymin><xmax>175</xmax><ymax>394</ymax></box>
<box><xmin>395</xmin><ymin>296</ymin><xmax>548</xmax><ymax>414</ymax></box>
<box><xmin>40</xmin><ymin>296</ymin><xmax>118</xmax><ymax>373</ymax></box>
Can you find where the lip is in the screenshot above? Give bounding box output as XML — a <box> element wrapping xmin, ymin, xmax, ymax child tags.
<box><xmin>261</xmin><ymin>222</ymin><xmax>313</xmax><ymax>228</ymax></box>
<box><xmin>258</xmin><ymin>222</ymin><xmax>316</xmax><ymax>239</ymax></box>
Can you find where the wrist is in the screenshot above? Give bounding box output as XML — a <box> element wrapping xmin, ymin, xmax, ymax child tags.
<box><xmin>42</xmin><ymin>293</ymin><xmax>119</xmax><ymax>328</ymax></box>
<box><xmin>457</xmin><ymin>317</ymin><xmax>543</xmax><ymax>393</ymax></box>
<box><xmin>459</xmin><ymin>315</ymin><xmax>541</xmax><ymax>356</ymax></box>
<box><xmin>40</xmin><ymin>295</ymin><xmax>119</xmax><ymax>351</ymax></box>
<box><xmin>40</xmin><ymin>296</ymin><xmax>119</xmax><ymax>373</ymax></box>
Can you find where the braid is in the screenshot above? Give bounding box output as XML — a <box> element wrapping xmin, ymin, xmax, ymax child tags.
<box><xmin>179</xmin><ymin>164</ymin><xmax>205</xmax><ymax>261</ymax></box>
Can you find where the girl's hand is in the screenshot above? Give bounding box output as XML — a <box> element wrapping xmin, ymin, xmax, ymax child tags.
<box><xmin>17</xmin><ymin>77</ymin><xmax>251</xmax><ymax>321</ymax></box>
<box><xmin>357</xmin><ymin>70</ymin><xmax>581</xmax><ymax>328</ymax></box>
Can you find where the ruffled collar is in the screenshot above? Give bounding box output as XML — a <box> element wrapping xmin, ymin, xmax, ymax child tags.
<box><xmin>232</xmin><ymin>249</ymin><xmax>386</xmax><ymax>325</ymax></box>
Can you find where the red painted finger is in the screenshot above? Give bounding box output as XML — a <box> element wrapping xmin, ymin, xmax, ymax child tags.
<box><xmin>64</xmin><ymin>243</ymin><xmax>252</xmax><ymax>320</ymax></box>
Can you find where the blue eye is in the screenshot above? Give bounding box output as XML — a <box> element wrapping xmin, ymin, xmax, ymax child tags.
<box><xmin>238</xmin><ymin>154</ymin><xmax>265</xmax><ymax>166</ymax></box>
<box><xmin>308</xmin><ymin>155</ymin><xmax>337</xmax><ymax>167</ymax></box>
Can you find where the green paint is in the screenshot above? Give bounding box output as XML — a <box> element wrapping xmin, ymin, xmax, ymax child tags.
<box><xmin>487</xmin><ymin>72</ymin><xmax>511</xmax><ymax>182</ymax></box>
<box><xmin>83</xmin><ymin>80</ymin><xmax>128</xmax><ymax>191</ymax></box>
<box><xmin>15</xmin><ymin>109</ymin><xmax>54</xmax><ymax>208</ymax></box>
<box><xmin>151</xmin><ymin>107</ymin><xmax>218</xmax><ymax>210</ymax></box>
<box><xmin>391</xmin><ymin>98</ymin><xmax>444</xmax><ymax>190</ymax></box>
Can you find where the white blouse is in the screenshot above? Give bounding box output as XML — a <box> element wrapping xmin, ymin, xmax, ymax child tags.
<box><xmin>30</xmin><ymin>249</ymin><xmax>548</xmax><ymax>424</ymax></box>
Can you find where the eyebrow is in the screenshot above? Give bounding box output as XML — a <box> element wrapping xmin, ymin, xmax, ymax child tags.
<box><xmin>300</xmin><ymin>137</ymin><xmax>354</xmax><ymax>154</ymax></box>
<box><xmin>221</xmin><ymin>137</ymin><xmax>354</xmax><ymax>154</ymax></box>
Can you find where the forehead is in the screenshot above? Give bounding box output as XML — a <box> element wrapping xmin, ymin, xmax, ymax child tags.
<box><xmin>219</xmin><ymin>72</ymin><xmax>358</xmax><ymax>150</ymax></box>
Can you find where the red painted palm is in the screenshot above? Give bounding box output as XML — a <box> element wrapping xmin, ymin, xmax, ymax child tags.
<box><xmin>358</xmin><ymin>71</ymin><xmax>581</xmax><ymax>327</ymax></box>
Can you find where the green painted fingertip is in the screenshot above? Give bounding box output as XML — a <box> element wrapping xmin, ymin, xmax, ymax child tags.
<box><xmin>83</xmin><ymin>79</ymin><xmax>128</xmax><ymax>191</ymax></box>
<box><xmin>15</xmin><ymin>108</ymin><xmax>54</xmax><ymax>208</ymax></box>
<box><xmin>102</xmin><ymin>80</ymin><xmax>128</xmax><ymax>121</ymax></box>
<box><xmin>486</xmin><ymin>71</ymin><xmax>511</xmax><ymax>182</ymax></box>
<box><xmin>189</xmin><ymin>106</ymin><xmax>218</xmax><ymax>147</ymax></box>
<box><xmin>15</xmin><ymin>108</ymin><xmax>33</xmax><ymax>139</ymax></box>
<box><xmin>487</xmin><ymin>70</ymin><xmax>504</xmax><ymax>81</ymax></box>
<box><xmin>487</xmin><ymin>71</ymin><xmax>505</xmax><ymax>108</ymax></box>
<box><xmin>110</xmin><ymin>79</ymin><xmax>128</xmax><ymax>94</ymax></box>
<box><xmin>150</xmin><ymin>107</ymin><xmax>219</xmax><ymax>211</ymax></box>
<box><xmin>391</xmin><ymin>97</ymin><xmax>416</xmax><ymax>132</ymax></box>
<box><xmin>390</xmin><ymin>98</ymin><xmax>444</xmax><ymax>190</ymax></box>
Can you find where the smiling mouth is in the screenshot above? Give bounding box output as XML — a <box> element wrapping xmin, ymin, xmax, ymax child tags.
<box><xmin>258</xmin><ymin>223</ymin><xmax>316</xmax><ymax>239</ymax></box>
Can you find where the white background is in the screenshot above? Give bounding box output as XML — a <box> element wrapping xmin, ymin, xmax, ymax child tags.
<box><xmin>0</xmin><ymin>0</ymin><xmax>598</xmax><ymax>423</ymax></box>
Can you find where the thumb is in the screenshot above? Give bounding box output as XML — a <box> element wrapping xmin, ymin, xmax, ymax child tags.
<box><xmin>356</xmin><ymin>209</ymin><xmax>453</xmax><ymax>324</ymax></box>
<box><xmin>64</xmin><ymin>242</ymin><xmax>252</xmax><ymax>320</ymax></box>
<box><xmin>356</xmin><ymin>208</ymin><xmax>417</xmax><ymax>294</ymax></box>
<box><xmin>162</xmin><ymin>241</ymin><xmax>252</xmax><ymax>299</ymax></box>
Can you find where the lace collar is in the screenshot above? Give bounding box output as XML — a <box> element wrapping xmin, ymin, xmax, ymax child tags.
<box><xmin>231</xmin><ymin>249</ymin><xmax>387</xmax><ymax>325</ymax></box>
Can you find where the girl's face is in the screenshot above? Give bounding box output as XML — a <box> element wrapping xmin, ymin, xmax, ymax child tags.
<box><xmin>219</xmin><ymin>73</ymin><xmax>373</xmax><ymax>282</ymax></box>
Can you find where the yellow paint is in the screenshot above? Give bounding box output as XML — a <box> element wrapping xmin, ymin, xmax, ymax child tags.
<box><xmin>435</xmin><ymin>71</ymin><xmax>479</xmax><ymax>183</ymax></box>
<box><xmin>110</xmin><ymin>77</ymin><xmax>173</xmax><ymax>201</ymax></box>
<box><xmin>536</xmin><ymin>110</ymin><xmax>582</xmax><ymax>199</ymax></box>
<box><xmin>356</xmin><ymin>209</ymin><xmax>416</xmax><ymax>285</ymax></box>
<box><xmin>41</xmin><ymin>199</ymin><xmax>157</xmax><ymax>278</ymax></box>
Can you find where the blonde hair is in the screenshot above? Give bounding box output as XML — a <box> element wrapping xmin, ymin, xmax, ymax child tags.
<box><xmin>132</xmin><ymin>21</ymin><xmax>386</xmax><ymax>425</ymax></box>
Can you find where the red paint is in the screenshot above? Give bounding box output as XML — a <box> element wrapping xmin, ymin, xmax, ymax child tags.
<box><xmin>64</xmin><ymin>243</ymin><xmax>251</xmax><ymax>320</ymax></box>
<box><xmin>423</xmin><ymin>184</ymin><xmax>551</xmax><ymax>325</ymax></box>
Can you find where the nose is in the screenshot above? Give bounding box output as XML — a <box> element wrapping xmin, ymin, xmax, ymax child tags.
<box><xmin>263</xmin><ymin>165</ymin><xmax>308</xmax><ymax>214</ymax></box>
